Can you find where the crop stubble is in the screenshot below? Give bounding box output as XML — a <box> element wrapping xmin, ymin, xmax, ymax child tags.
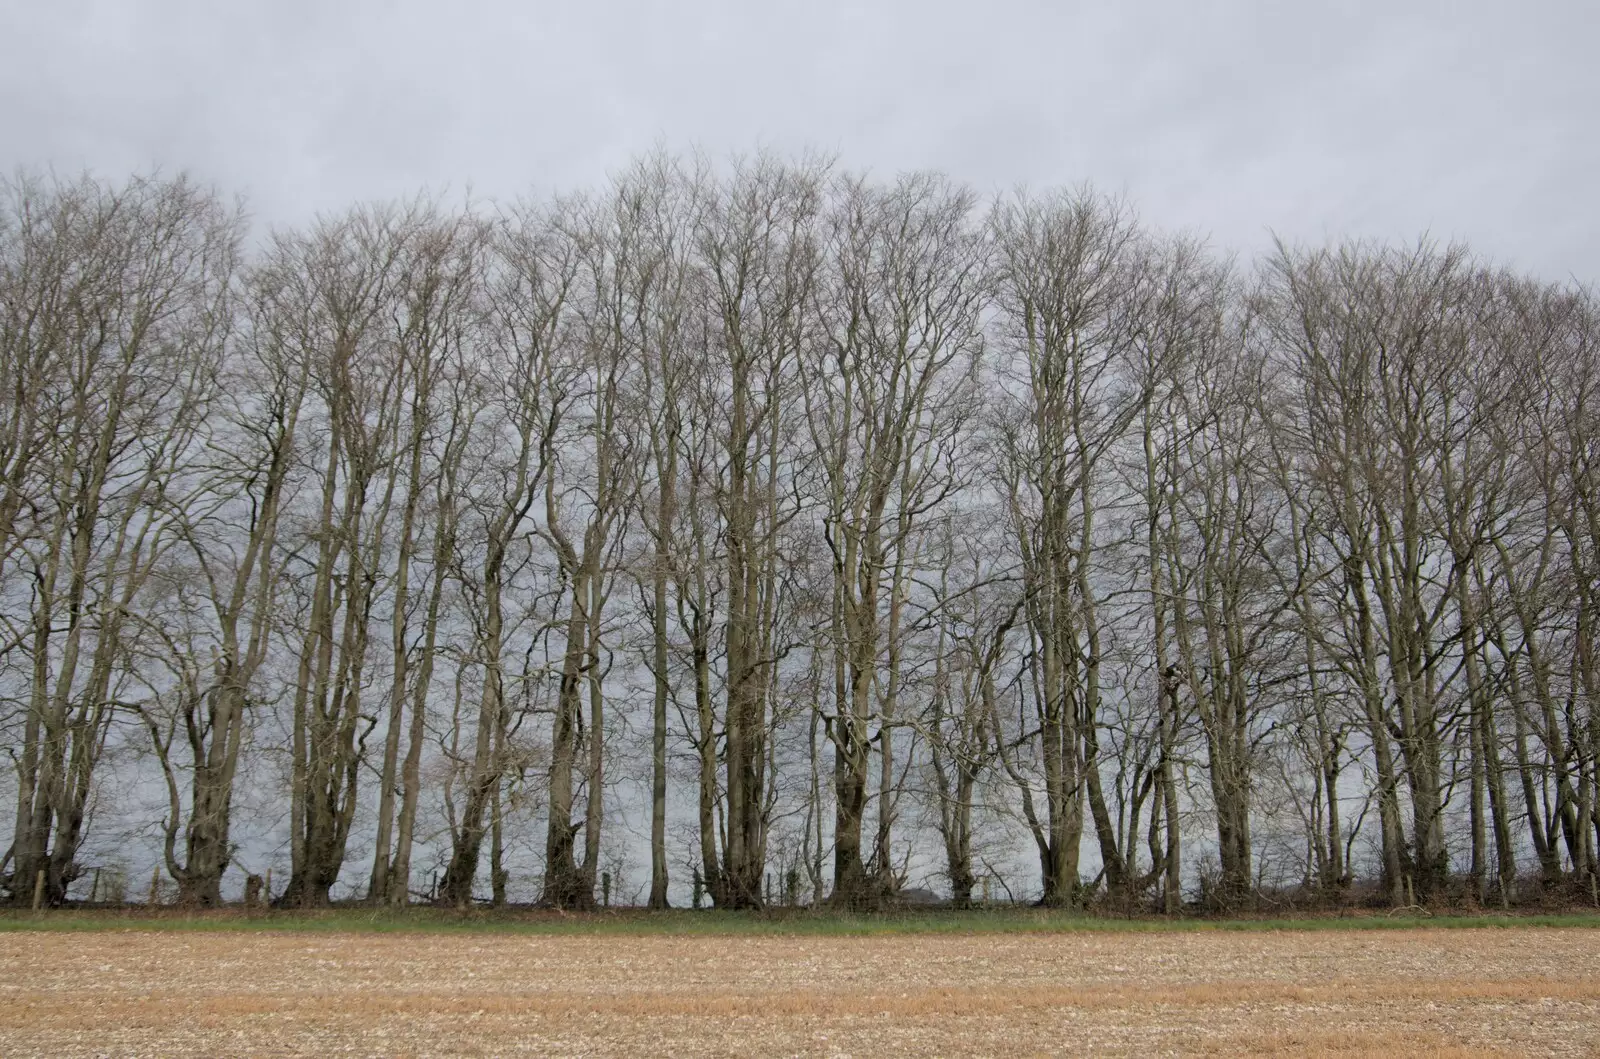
<box><xmin>2</xmin><ymin>926</ymin><xmax>1597</xmax><ymax>1056</ymax></box>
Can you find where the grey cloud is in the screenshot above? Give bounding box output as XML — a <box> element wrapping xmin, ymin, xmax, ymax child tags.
<box><xmin>1</xmin><ymin>0</ymin><xmax>1594</xmax><ymax>276</ymax></box>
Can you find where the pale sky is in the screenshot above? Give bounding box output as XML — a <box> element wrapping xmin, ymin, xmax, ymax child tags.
<box><xmin>2</xmin><ymin>0</ymin><xmax>1595</xmax><ymax>279</ymax></box>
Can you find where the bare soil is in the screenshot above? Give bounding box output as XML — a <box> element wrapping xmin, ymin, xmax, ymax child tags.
<box><xmin>2</xmin><ymin>926</ymin><xmax>1597</xmax><ymax>1056</ymax></box>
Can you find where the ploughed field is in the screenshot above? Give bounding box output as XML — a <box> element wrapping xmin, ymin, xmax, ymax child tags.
<box><xmin>2</xmin><ymin>924</ymin><xmax>1598</xmax><ymax>1056</ymax></box>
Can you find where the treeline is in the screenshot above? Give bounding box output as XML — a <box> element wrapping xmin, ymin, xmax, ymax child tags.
<box><xmin>1</xmin><ymin>155</ymin><xmax>1595</xmax><ymax>911</ymax></box>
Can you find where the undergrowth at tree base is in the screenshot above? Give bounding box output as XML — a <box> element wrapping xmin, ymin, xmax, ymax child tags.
<box><xmin>3</xmin><ymin>903</ymin><xmax>1597</xmax><ymax>935</ymax></box>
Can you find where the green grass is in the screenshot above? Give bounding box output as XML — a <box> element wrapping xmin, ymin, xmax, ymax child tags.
<box><xmin>2</xmin><ymin>906</ymin><xmax>1597</xmax><ymax>936</ymax></box>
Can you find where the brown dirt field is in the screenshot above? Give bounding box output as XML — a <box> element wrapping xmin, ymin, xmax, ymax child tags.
<box><xmin>2</xmin><ymin>927</ymin><xmax>1598</xmax><ymax>1057</ymax></box>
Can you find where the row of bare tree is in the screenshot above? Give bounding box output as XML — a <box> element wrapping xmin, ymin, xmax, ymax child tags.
<box><xmin>2</xmin><ymin>157</ymin><xmax>1596</xmax><ymax>910</ymax></box>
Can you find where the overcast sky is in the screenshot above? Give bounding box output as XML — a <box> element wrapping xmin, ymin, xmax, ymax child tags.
<box><xmin>2</xmin><ymin>0</ymin><xmax>1594</xmax><ymax>279</ymax></box>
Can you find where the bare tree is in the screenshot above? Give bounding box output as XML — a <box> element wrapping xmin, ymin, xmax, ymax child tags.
<box><xmin>436</xmin><ymin>197</ymin><xmax>579</xmax><ymax>907</ymax></box>
<box><xmin>987</xmin><ymin>187</ymin><xmax>1144</xmax><ymax>907</ymax></box>
<box><xmin>692</xmin><ymin>155</ymin><xmax>825</xmax><ymax>908</ymax></box>
<box><xmin>367</xmin><ymin>206</ymin><xmax>491</xmax><ymax>905</ymax></box>
<box><xmin>539</xmin><ymin>190</ymin><xmax>641</xmax><ymax>909</ymax></box>
<box><xmin>274</xmin><ymin>206</ymin><xmax>419</xmax><ymax>907</ymax></box>
<box><xmin>803</xmin><ymin>171</ymin><xmax>984</xmax><ymax>908</ymax></box>
<box><xmin>5</xmin><ymin>153</ymin><xmax>1600</xmax><ymax>915</ymax></box>
<box><xmin>3</xmin><ymin>173</ymin><xmax>237</xmax><ymax>905</ymax></box>
<box><xmin>138</xmin><ymin>231</ymin><xmax>303</xmax><ymax>907</ymax></box>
